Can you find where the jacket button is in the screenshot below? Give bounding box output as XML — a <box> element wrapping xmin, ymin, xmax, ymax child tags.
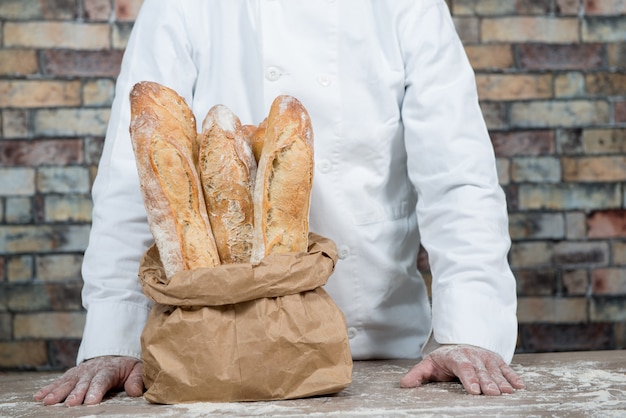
<box><xmin>338</xmin><ymin>245</ymin><xmax>350</xmax><ymax>259</ymax></box>
<box><xmin>265</xmin><ymin>66</ymin><xmax>281</xmax><ymax>81</ymax></box>
<box><xmin>317</xmin><ymin>159</ymin><xmax>332</xmax><ymax>173</ymax></box>
<box><xmin>317</xmin><ymin>74</ymin><xmax>331</xmax><ymax>87</ymax></box>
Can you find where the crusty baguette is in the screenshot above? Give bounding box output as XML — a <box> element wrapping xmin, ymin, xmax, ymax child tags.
<box><xmin>129</xmin><ymin>81</ymin><xmax>220</xmax><ymax>278</ymax></box>
<box><xmin>242</xmin><ymin>118</ymin><xmax>267</xmax><ymax>164</ymax></box>
<box><xmin>198</xmin><ymin>105</ymin><xmax>257</xmax><ymax>264</ymax></box>
<box><xmin>250</xmin><ymin>95</ymin><xmax>314</xmax><ymax>264</ymax></box>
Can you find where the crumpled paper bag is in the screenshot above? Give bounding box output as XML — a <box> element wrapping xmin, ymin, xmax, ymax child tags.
<box><xmin>138</xmin><ymin>232</ymin><xmax>353</xmax><ymax>404</ymax></box>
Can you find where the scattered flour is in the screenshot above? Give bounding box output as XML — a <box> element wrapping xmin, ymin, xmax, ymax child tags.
<box><xmin>1</xmin><ymin>359</ymin><xmax>624</xmax><ymax>417</ymax></box>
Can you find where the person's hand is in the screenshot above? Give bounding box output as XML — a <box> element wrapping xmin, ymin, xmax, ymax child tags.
<box><xmin>400</xmin><ymin>344</ymin><xmax>525</xmax><ymax>395</ymax></box>
<box><xmin>33</xmin><ymin>355</ymin><xmax>143</xmax><ymax>406</ymax></box>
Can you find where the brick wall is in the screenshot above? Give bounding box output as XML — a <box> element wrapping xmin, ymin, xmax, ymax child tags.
<box><xmin>0</xmin><ymin>0</ymin><xmax>140</xmax><ymax>370</ymax></box>
<box><xmin>0</xmin><ymin>0</ymin><xmax>624</xmax><ymax>370</ymax></box>
<box><xmin>448</xmin><ymin>0</ymin><xmax>626</xmax><ymax>353</ymax></box>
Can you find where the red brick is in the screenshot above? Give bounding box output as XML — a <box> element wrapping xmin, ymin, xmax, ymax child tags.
<box><xmin>566</xmin><ymin>212</ymin><xmax>587</xmax><ymax>239</ymax></box>
<box><xmin>496</xmin><ymin>158</ymin><xmax>510</xmax><ymax>185</ymax></box>
<box><xmin>490</xmin><ymin>130</ymin><xmax>554</xmax><ymax>157</ymax></box>
<box><xmin>556</xmin><ymin>0</ymin><xmax>582</xmax><ymax>15</ymax></box>
<box><xmin>4</xmin><ymin>22</ymin><xmax>110</xmax><ymax>49</ymax></box>
<box><xmin>616</xmin><ymin>322</ymin><xmax>626</xmax><ymax>349</ymax></box>
<box><xmin>552</xmin><ymin>241</ymin><xmax>609</xmax><ymax>266</ymax></box>
<box><xmin>582</xmin><ymin>128</ymin><xmax>626</xmax><ymax>153</ymax></box>
<box><xmin>85</xmin><ymin>137</ymin><xmax>105</xmax><ymax>165</ymax></box>
<box><xmin>509</xmin><ymin>212</ymin><xmax>564</xmax><ymax>239</ymax></box>
<box><xmin>562</xmin><ymin>156</ymin><xmax>626</xmax><ymax>181</ymax></box>
<box><xmin>511</xmin><ymin>100</ymin><xmax>610</xmax><ymax>128</ymax></box>
<box><xmin>84</xmin><ymin>0</ymin><xmax>112</xmax><ymax>21</ymax></box>
<box><xmin>510</xmin><ymin>241</ymin><xmax>553</xmax><ymax>268</ymax></box>
<box><xmin>608</xmin><ymin>42</ymin><xmax>626</xmax><ymax>69</ymax></box>
<box><xmin>114</xmin><ymin>0</ymin><xmax>143</xmax><ymax>21</ymax></box>
<box><xmin>42</xmin><ymin>50</ymin><xmax>124</xmax><ymax>78</ymax></box>
<box><xmin>0</xmin><ymin>80</ymin><xmax>81</xmax><ymax>108</ymax></box>
<box><xmin>592</xmin><ymin>268</ymin><xmax>626</xmax><ymax>294</ymax></box>
<box><xmin>0</xmin><ymin>139</ymin><xmax>83</xmax><ymax>166</ymax></box>
<box><xmin>556</xmin><ymin>128</ymin><xmax>583</xmax><ymax>154</ymax></box>
<box><xmin>34</xmin><ymin>108</ymin><xmax>110</xmax><ymax>137</ymax></box>
<box><xmin>591</xmin><ymin>296</ymin><xmax>626</xmax><ymax>321</ymax></box>
<box><xmin>517</xmin><ymin>296</ymin><xmax>588</xmax><ymax>322</ymax></box>
<box><xmin>614</xmin><ymin>240</ymin><xmax>626</xmax><ymax>265</ymax></box>
<box><xmin>587</xmin><ymin>210</ymin><xmax>626</xmax><ymax>238</ymax></box>
<box><xmin>35</xmin><ymin>254</ymin><xmax>83</xmax><ymax>282</ymax></box>
<box><xmin>0</xmin><ymin>49</ymin><xmax>39</xmax><ymax>76</ymax></box>
<box><xmin>583</xmin><ymin>16</ymin><xmax>626</xmax><ymax>42</ymax></box>
<box><xmin>41</xmin><ymin>0</ymin><xmax>77</xmax><ymax>19</ymax></box>
<box><xmin>482</xmin><ymin>17</ymin><xmax>579</xmax><ymax>43</ymax></box>
<box><xmin>517</xmin><ymin>43</ymin><xmax>605</xmax><ymax>70</ymax></box>
<box><xmin>0</xmin><ymin>313</ymin><xmax>10</xmax><ymax>339</ymax></box>
<box><xmin>1</xmin><ymin>110</ymin><xmax>29</xmax><ymax>139</ymax></box>
<box><xmin>555</xmin><ymin>72</ymin><xmax>586</xmax><ymax>97</ymax></box>
<box><xmin>464</xmin><ymin>44</ymin><xmax>514</xmax><ymax>70</ymax></box>
<box><xmin>514</xmin><ymin>268</ymin><xmax>558</xmax><ymax>296</ymax></box>
<box><xmin>480</xmin><ymin>102</ymin><xmax>507</xmax><ymax>130</ymax></box>
<box><xmin>519</xmin><ymin>323</ymin><xmax>613</xmax><ymax>352</ymax></box>
<box><xmin>6</xmin><ymin>255</ymin><xmax>33</xmax><ymax>281</ymax></box>
<box><xmin>112</xmin><ymin>22</ymin><xmax>134</xmax><ymax>49</ymax></box>
<box><xmin>0</xmin><ymin>225</ymin><xmax>90</xmax><ymax>253</ymax></box>
<box><xmin>46</xmin><ymin>282</ymin><xmax>83</xmax><ymax>310</ymax></box>
<box><xmin>586</xmin><ymin>72</ymin><xmax>626</xmax><ymax>96</ymax></box>
<box><xmin>0</xmin><ymin>341</ymin><xmax>48</xmax><ymax>369</ymax></box>
<box><xmin>585</xmin><ymin>0</ymin><xmax>626</xmax><ymax>15</ymax></box>
<box><xmin>513</xmin><ymin>156</ymin><xmax>561</xmax><ymax>183</ymax></box>
<box><xmin>562</xmin><ymin>269</ymin><xmax>589</xmax><ymax>295</ymax></box>
<box><xmin>452</xmin><ymin>0</ymin><xmax>515</xmax><ymax>15</ymax></box>
<box><xmin>519</xmin><ymin>183</ymin><xmax>621</xmax><ymax>211</ymax></box>
<box><xmin>476</xmin><ymin>74</ymin><xmax>552</xmax><ymax>100</ymax></box>
<box><xmin>0</xmin><ymin>0</ymin><xmax>77</xmax><ymax>20</ymax></box>
<box><xmin>48</xmin><ymin>339</ymin><xmax>81</xmax><ymax>369</ymax></box>
<box><xmin>515</xmin><ymin>0</ymin><xmax>551</xmax><ymax>14</ymax></box>
<box><xmin>615</xmin><ymin>99</ymin><xmax>626</xmax><ymax>123</ymax></box>
<box><xmin>33</xmin><ymin>195</ymin><xmax>45</xmax><ymax>225</ymax></box>
<box><xmin>14</xmin><ymin>312</ymin><xmax>85</xmax><ymax>339</ymax></box>
<box><xmin>453</xmin><ymin>16</ymin><xmax>480</xmax><ymax>43</ymax></box>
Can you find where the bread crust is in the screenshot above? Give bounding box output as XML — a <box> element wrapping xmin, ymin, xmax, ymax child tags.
<box><xmin>242</xmin><ymin>118</ymin><xmax>267</xmax><ymax>163</ymax></box>
<box><xmin>129</xmin><ymin>81</ymin><xmax>220</xmax><ymax>278</ymax></box>
<box><xmin>251</xmin><ymin>96</ymin><xmax>314</xmax><ymax>264</ymax></box>
<box><xmin>198</xmin><ymin>105</ymin><xmax>257</xmax><ymax>264</ymax></box>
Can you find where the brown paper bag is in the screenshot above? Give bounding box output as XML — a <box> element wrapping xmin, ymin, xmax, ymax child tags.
<box><xmin>138</xmin><ymin>233</ymin><xmax>353</xmax><ymax>404</ymax></box>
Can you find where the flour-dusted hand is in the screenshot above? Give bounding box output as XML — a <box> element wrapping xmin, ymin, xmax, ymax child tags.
<box><xmin>400</xmin><ymin>345</ymin><xmax>525</xmax><ymax>396</ymax></box>
<box><xmin>33</xmin><ymin>356</ymin><xmax>143</xmax><ymax>406</ymax></box>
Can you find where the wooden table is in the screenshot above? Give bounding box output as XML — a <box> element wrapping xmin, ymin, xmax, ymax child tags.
<box><xmin>1</xmin><ymin>350</ymin><xmax>624</xmax><ymax>417</ymax></box>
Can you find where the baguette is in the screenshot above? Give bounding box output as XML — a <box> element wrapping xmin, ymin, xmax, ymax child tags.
<box><xmin>250</xmin><ymin>95</ymin><xmax>314</xmax><ymax>264</ymax></box>
<box><xmin>242</xmin><ymin>118</ymin><xmax>267</xmax><ymax>164</ymax></box>
<box><xmin>129</xmin><ymin>81</ymin><xmax>220</xmax><ymax>278</ymax></box>
<box><xmin>198</xmin><ymin>105</ymin><xmax>257</xmax><ymax>264</ymax></box>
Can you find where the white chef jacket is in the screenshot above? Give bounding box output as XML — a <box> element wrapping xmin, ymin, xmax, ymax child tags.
<box><xmin>77</xmin><ymin>0</ymin><xmax>518</xmax><ymax>365</ymax></box>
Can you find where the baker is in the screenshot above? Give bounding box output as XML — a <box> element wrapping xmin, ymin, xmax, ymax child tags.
<box><xmin>34</xmin><ymin>0</ymin><xmax>525</xmax><ymax>406</ymax></box>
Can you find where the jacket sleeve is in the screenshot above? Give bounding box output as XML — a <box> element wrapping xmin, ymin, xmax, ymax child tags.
<box><xmin>77</xmin><ymin>0</ymin><xmax>199</xmax><ymax>364</ymax></box>
<box><xmin>399</xmin><ymin>0</ymin><xmax>518</xmax><ymax>363</ymax></box>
